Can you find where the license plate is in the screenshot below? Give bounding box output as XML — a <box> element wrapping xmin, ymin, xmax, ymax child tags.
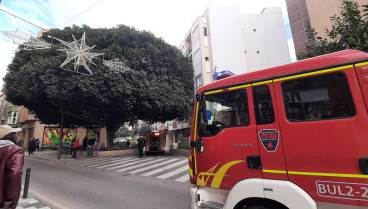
<box><xmin>316</xmin><ymin>181</ymin><xmax>368</xmax><ymax>201</ymax></box>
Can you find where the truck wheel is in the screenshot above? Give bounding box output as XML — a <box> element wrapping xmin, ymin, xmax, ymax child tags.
<box><xmin>245</xmin><ymin>205</ymin><xmax>273</xmax><ymax>209</ymax></box>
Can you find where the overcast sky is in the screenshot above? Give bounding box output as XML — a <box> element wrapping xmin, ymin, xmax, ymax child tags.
<box><xmin>0</xmin><ymin>0</ymin><xmax>296</xmax><ymax>88</ymax></box>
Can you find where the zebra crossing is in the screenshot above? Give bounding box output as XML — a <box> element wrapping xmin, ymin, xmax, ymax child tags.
<box><xmin>64</xmin><ymin>156</ymin><xmax>190</xmax><ymax>183</ymax></box>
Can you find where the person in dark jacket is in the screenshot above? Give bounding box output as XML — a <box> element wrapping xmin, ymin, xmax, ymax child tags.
<box><xmin>69</xmin><ymin>139</ymin><xmax>75</xmax><ymax>156</ymax></box>
<box><xmin>87</xmin><ymin>137</ymin><xmax>96</xmax><ymax>157</ymax></box>
<box><xmin>137</xmin><ymin>136</ymin><xmax>145</xmax><ymax>158</ymax></box>
<box><xmin>28</xmin><ymin>138</ymin><xmax>35</xmax><ymax>156</ymax></box>
<box><xmin>82</xmin><ymin>137</ymin><xmax>88</xmax><ymax>150</ymax></box>
<box><xmin>0</xmin><ymin>125</ymin><xmax>23</xmax><ymax>209</ymax></box>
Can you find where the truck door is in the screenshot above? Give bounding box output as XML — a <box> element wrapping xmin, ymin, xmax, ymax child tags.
<box><xmin>252</xmin><ymin>83</ymin><xmax>288</xmax><ymax>180</ymax></box>
<box><xmin>194</xmin><ymin>86</ymin><xmax>262</xmax><ymax>190</ymax></box>
<box><xmin>273</xmin><ymin>67</ymin><xmax>368</xmax><ymax>207</ymax></box>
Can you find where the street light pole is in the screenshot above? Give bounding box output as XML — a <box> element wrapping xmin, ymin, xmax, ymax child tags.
<box><xmin>57</xmin><ymin>106</ymin><xmax>64</xmax><ymax>159</ymax></box>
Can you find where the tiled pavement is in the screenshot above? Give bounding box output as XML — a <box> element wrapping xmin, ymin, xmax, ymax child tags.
<box><xmin>16</xmin><ymin>191</ymin><xmax>51</xmax><ymax>209</ymax></box>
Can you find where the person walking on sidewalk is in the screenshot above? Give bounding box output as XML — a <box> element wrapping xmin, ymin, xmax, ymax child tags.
<box><xmin>28</xmin><ymin>138</ymin><xmax>35</xmax><ymax>156</ymax></box>
<box><xmin>87</xmin><ymin>137</ymin><xmax>95</xmax><ymax>157</ymax></box>
<box><xmin>69</xmin><ymin>139</ymin><xmax>75</xmax><ymax>156</ymax></box>
<box><xmin>72</xmin><ymin>138</ymin><xmax>79</xmax><ymax>158</ymax></box>
<box><xmin>0</xmin><ymin>125</ymin><xmax>23</xmax><ymax>209</ymax></box>
<box><xmin>82</xmin><ymin>137</ymin><xmax>87</xmax><ymax>150</ymax></box>
<box><xmin>137</xmin><ymin>135</ymin><xmax>145</xmax><ymax>158</ymax></box>
<box><xmin>34</xmin><ymin>139</ymin><xmax>40</xmax><ymax>152</ymax></box>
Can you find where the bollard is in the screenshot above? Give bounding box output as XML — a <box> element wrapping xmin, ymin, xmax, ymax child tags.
<box><xmin>23</xmin><ymin>168</ymin><xmax>31</xmax><ymax>199</ymax></box>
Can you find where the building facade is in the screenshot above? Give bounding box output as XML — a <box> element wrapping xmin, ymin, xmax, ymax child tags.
<box><xmin>286</xmin><ymin>0</ymin><xmax>368</xmax><ymax>56</ymax></box>
<box><xmin>180</xmin><ymin>5</ymin><xmax>291</xmax><ymax>91</ymax></box>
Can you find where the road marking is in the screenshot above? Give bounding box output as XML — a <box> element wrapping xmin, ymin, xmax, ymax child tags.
<box><xmin>175</xmin><ymin>174</ymin><xmax>190</xmax><ymax>182</ymax></box>
<box><xmin>116</xmin><ymin>158</ymin><xmax>168</xmax><ymax>172</ymax></box>
<box><xmin>77</xmin><ymin>157</ymin><xmax>118</xmax><ymax>166</ymax></box>
<box><xmin>67</xmin><ymin>157</ymin><xmax>113</xmax><ymax>164</ymax></box>
<box><xmin>157</xmin><ymin>166</ymin><xmax>188</xmax><ymax>179</ymax></box>
<box><xmin>141</xmin><ymin>160</ymin><xmax>187</xmax><ymax>176</ymax></box>
<box><xmin>129</xmin><ymin>158</ymin><xmax>178</xmax><ymax>174</ymax></box>
<box><xmin>87</xmin><ymin>157</ymin><xmax>129</xmax><ymax>167</ymax></box>
<box><xmin>105</xmin><ymin>158</ymin><xmax>146</xmax><ymax>170</ymax></box>
<box><xmin>70</xmin><ymin>157</ymin><xmax>114</xmax><ymax>166</ymax></box>
<box><xmin>96</xmin><ymin>158</ymin><xmax>138</xmax><ymax>169</ymax></box>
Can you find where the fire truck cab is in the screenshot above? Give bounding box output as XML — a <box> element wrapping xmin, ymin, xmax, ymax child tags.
<box><xmin>189</xmin><ymin>50</ymin><xmax>368</xmax><ymax>209</ymax></box>
<box><xmin>145</xmin><ymin>131</ymin><xmax>166</xmax><ymax>154</ymax></box>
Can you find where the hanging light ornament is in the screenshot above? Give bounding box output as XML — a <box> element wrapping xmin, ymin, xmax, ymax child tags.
<box><xmin>54</xmin><ymin>32</ymin><xmax>104</xmax><ymax>75</ymax></box>
<box><xmin>103</xmin><ymin>58</ymin><xmax>132</xmax><ymax>74</ymax></box>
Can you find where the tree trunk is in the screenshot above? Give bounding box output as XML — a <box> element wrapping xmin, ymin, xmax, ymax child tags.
<box><xmin>105</xmin><ymin>123</ymin><xmax>121</xmax><ymax>151</ymax></box>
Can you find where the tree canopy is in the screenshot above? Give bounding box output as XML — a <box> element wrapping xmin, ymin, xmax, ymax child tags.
<box><xmin>4</xmin><ymin>25</ymin><xmax>194</xmax><ymax>150</ymax></box>
<box><xmin>298</xmin><ymin>0</ymin><xmax>368</xmax><ymax>60</ymax></box>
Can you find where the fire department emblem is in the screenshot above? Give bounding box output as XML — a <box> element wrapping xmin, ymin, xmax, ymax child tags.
<box><xmin>259</xmin><ymin>129</ymin><xmax>279</xmax><ymax>152</ymax></box>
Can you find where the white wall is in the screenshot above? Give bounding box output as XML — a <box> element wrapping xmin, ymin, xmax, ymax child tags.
<box><xmin>208</xmin><ymin>5</ymin><xmax>247</xmax><ymax>76</ymax></box>
<box><xmin>242</xmin><ymin>7</ymin><xmax>290</xmax><ymax>72</ymax></box>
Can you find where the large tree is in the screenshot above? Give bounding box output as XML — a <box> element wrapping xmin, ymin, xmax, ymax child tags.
<box><xmin>4</xmin><ymin>25</ymin><xmax>194</xmax><ymax>150</ymax></box>
<box><xmin>297</xmin><ymin>0</ymin><xmax>368</xmax><ymax>60</ymax></box>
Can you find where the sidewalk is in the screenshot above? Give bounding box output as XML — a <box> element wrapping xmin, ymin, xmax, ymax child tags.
<box><xmin>26</xmin><ymin>150</ymin><xmax>90</xmax><ymax>161</ymax></box>
<box><xmin>17</xmin><ymin>191</ymin><xmax>51</xmax><ymax>209</ymax></box>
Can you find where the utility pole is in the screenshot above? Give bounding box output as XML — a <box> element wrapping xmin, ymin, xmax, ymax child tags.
<box><xmin>57</xmin><ymin>106</ymin><xmax>64</xmax><ymax>159</ymax></box>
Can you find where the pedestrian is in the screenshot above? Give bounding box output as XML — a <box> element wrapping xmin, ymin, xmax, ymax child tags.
<box><xmin>69</xmin><ymin>139</ymin><xmax>75</xmax><ymax>156</ymax></box>
<box><xmin>34</xmin><ymin>139</ymin><xmax>40</xmax><ymax>152</ymax></box>
<box><xmin>125</xmin><ymin>140</ymin><xmax>131</xmax><ymax>148</ymax></box>
<box><xmin>137</xmin><ymin>135</ymin><xmax>145</xmax><ymax>158</ymax></box>
<box><xmin>87</xmin><ymin>137</ymin><xmax>96</xmax><ymax>157</ymax></box>
<box><xmin>82</xmin><ymin>137</ymin><xmax>87</xmax><ymax>150</ymax></box>
<box><xmin>72</xmin><ymin>138</ymin><xmax>79</xmax><ymax>158</ymax></box>
<box><xmin>0</xmin><ymin>125</ymin><xmax>23</xmax><ymax>209</ymax></box>
<box><xmin>28</xmin><ymin>138</ymin><xmax>35</xmax><ymax>156</ymax></box>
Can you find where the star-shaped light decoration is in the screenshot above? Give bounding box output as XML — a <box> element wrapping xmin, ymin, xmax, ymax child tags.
<box><xmin>1</xmin><ymin>29</ymin><xmax>31</xmax><ymax>44</ymax></box>
<box><xmin>103</xmin><ymin>58</ymin><xmax>132</xmax><ymax>74</ymax></box>
<box><xmin>22</xmin><ymin>36</ymin><xmax>51</xmax><ymax>50</ymax></box>
<box><xmin>54</xmin><ymin>32</ymin><xmax>104</xmax><ymax>75</ymax></box>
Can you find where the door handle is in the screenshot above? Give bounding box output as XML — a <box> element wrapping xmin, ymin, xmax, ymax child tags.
<box><xmin>247</xmin><ymin>155</ymin><xmax>262</xmax><ymax>170</ymax></box>
<box><xmin>359</xmin><ymin>157</ymin><xmax>368</xmax><ymax>174</ymax></box>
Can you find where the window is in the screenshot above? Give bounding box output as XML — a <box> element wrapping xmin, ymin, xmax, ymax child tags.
<box><xmin>253</xmin><ymin>85</ymin><xmax>275</xmax><ymax>125</ymax></box>
<box><xmin>203</xmin><ymin>27</ymin><xmax>207</xmax><ymax>36</ymax></box>
<box><xmin>7</xmin><ymin>111</ymin><xmax>18</xmax><ymax>124</ymax></box>
<box><xmin>282</xmin><ymin>72</ymin><xmax>356</xmax><ymax>122</ymax></box>
<box><xmin>205</xmin><ymin>57</ymin><xmax>209</xmax><ymax>61</ymax></box>
<box><xmin>196</xmin><ymin>74</ymin><xmax>202</xmax><ymax>89</ymax></box>
<box><xmin>198</xmin><ymin>90</ymin><xmax>250</xmax><ymax>137</ymax></box>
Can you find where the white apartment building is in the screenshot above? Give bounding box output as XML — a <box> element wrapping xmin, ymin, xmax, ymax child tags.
<box><xmin>180</xmin><ymin>5</ymin><xmax>291</xmax><ymax>90</ymax></box>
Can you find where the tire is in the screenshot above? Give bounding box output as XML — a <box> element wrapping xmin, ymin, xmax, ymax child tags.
<box><xmin>245</xmin><ymin>205</ymin><xmax>272</xmax><ymax>209</ymax></box>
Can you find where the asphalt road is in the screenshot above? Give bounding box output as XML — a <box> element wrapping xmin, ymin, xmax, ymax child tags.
<box><xmin>23</xmin><ymin>157</ymin><xmax>192</xmax><ymax>209</ymax></box>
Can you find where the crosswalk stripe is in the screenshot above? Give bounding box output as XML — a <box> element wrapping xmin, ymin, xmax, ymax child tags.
<box><xmin>129</xmin><ymin>158</ymin><xmax>178</xmax><ymax>174</ymax></box>
<box><xmin>141</xmin><ymin>160</ymin><xmax>187</xmax><ymax>177</ymax></box>
<box><xmin>78</xmin><ymin>158</ymin><xmax>118</xmax><ymax>166</ymax></box>
<box><xmin>96</xmin><ymin>158</ymin><xmax>138</xmax><ymax>169</ymax></box>
<box><xmin>78</xmin><ymin>159</ymin><xmax>114</xmax><ymax>166</ymax></box>
<box><xmin>105</xmin><ymin>158</ymin><xmax>146</xmax><ymax>170</ymax></box>
<box><xmin>67</xmin><ymin>157</ymin><xmax>113</xmax><ymax>164</ymax></box>
<box><xmin>116</xmin><ymin>158</ymin><xmax>168</xmax><ymax>172</ymax></box>
<box><xmin>175</xmin><ymin>174</ymin><xmax>190</xmax><ymax>182</ymax></box>
<box><xmin>86</xmin><ymin>157</ymin><xmax>128</xmax><ymax>167</ymax></box>
<box><xmin>70</xmin><ymin>157</ymin><xmax>114</xmax><ymax>165</ymax></box>
<box><xmin>157</xmin><ymin>166</ymin><xmax>188</xmax><ymax>179</ymax></box>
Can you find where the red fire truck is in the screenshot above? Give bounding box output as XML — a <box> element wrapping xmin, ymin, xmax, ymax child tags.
<box><xmin>145</xmin><ymin>131</ymin><xmax>166</xmax><ymax>154</ymax></box>
<box><xmin>188</xmin><ymin>50</ymin><xmax>368</xmax><ymax>209</ymax></box>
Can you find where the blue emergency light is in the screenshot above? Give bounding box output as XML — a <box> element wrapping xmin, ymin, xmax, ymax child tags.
<box><xmin>213</xmin><ymin>71</ymin><xmax>235</xmax><ymax>81</ymax></box>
